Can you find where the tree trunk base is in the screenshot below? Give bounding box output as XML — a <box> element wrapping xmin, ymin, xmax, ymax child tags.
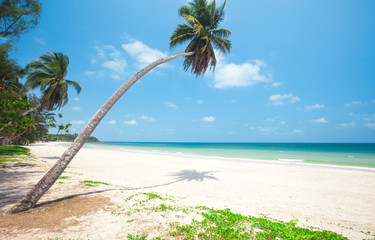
<box><xmin>6</xmin><ymin>199</ymin><xmax>34</xmax><ymax>214</ymax></box>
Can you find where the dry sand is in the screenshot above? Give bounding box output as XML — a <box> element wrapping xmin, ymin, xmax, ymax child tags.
<box><xmin>1</xmin><ymin>142</ymin><xmax>375</xmax><ymax>239</ymax></box>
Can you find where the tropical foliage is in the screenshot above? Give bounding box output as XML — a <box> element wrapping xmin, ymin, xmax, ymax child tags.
<box><xmin>25</xmin><ymin>52</ymin><xmax>81</xmax><ymax>111</ymax></box>
<box><xmin>46</xmin><ymin>134</ymin><xmax>99</xmax><ymax>143</ymax></box>
<box><xmin>170</xmin><ymin>0</ymin><xmax>231</xmax><ymax>76</ymax></box>
<box><xmin>0</xmin><ymin>0</ymin><xmax>42</xmax><ymax>43</ymax></box>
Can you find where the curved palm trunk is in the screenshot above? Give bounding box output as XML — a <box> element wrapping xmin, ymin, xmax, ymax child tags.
<box><xmin>7</xmin><ymin>51</ymin><xmax>193</xmax><ymax>214</ymax></box>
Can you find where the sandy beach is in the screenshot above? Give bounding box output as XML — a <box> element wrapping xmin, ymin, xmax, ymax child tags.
<box><xmin>1</xmin><ymin>142</ymin><xmax>375</xmax><ymax>239</ymax></box>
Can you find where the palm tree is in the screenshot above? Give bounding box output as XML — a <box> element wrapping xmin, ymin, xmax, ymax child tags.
<box><xmin>24</xmin><ymin>51</ymin><xmax>81</xmax><ymax>113</ymax></box>
<box><xmin>0</xmin><ymin>51</ymin><xmax>80</xmax><ymax>134</ymax></box>
<box><xmin>170</xmin><ymin>0</ymin><xmax>231</xmax><ymax>76</ymax></box>
<box><xmin>7</xmin><ymin>0</ymin><xmax>231</xmax><ymax>214</ymax></box>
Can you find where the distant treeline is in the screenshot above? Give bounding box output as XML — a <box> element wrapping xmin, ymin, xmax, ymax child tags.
<box><xmin>46</xmin><ymin>134</ymin><xmax>99</xmax><ymax>143</ymax></box>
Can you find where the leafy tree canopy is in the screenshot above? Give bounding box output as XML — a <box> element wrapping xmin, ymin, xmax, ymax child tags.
<box><xmin>0</xmin><ymin>0</ymin><xmax>42</xmax><ymax>42</ymax></box>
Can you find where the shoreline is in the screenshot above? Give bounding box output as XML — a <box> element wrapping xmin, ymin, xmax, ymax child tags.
<box><xmin>2</xmin><ymin>142</ymin><xmax>375</xmax><ymax>239</ymax></box>
<box><xmin>68</xmin><ymin>141</ymin><xmax>375</xmax><ymax>173</ymax></box>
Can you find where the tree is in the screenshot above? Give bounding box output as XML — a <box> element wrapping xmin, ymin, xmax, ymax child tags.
<box><xmin>7</xmin><ymin>0</ymin><xmax>231</xmax><ymax>213</ymax></box>
<box><xmin>0</xmin><ymin>46</ymin><xmax>25</xmax><ymax>91</ymax></box>
<box><xmin>0</xmin><ymin>0</ymin><xmax>42</xmax><ymax>42</ymax></box>
<box><xmin>0</xmin><ymin>91</ymin><xmax>47</xmax><ymax>145</ymax></box>
<box><xmin>0</xmin><ymin>52</ymin><xmax>81</xmax><ymax>134</ymax></box>
<box><xmin>25</xmin><ymin>51</ymin><xmax>82</xmax><ymax>111</ymax></box>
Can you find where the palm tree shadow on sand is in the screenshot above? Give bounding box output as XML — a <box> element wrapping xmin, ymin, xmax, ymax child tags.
<box><xmin>22</xmin><ymin>169</ymin><xmax>219</xmax><ymax>211</ymax></box>
<box><xmin>130</xmin><ymin>169</ymin><xmax>219</xmax><ymax>190</ymax></box>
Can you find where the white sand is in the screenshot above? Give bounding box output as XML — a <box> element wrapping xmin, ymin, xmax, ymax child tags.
<box><xmin>2</xmin><ymin>142</ymin><xmax>375</xmax><ymax>239</ymax></box>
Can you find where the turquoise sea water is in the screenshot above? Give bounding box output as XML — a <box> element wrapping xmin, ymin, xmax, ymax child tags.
<box><xmin>80</xmin><ymin>142</ymin><xmax>375</xmax><ymax>168</ymax></box>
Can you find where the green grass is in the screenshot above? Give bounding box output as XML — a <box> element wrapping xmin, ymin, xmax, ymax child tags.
<box><xmin>170</xmin><ymin>208</ymin><xmax>349</xmax><ymax>240</ymax></box>
<box><xmin>0</xmin><ymin>145</ymin><xmax>34</xmax><ymax>167</ymax></box>
<box><xmin>58</xmin><ymin>176</ymin><xmax>70</xmax><ymax>179</ymax></box>
<box><xmin>0</xmin><ymin>145</ymin><xmax>30</xmax><ymax>156</ymax></box>
<box><xmin>112</xmin><ymin>193</ymin><xmax>357</xmax><ymax>240</ymax></box>
<box><xmin>80</xmin><ymin>180</ymin><xmax>110</xmax><ymax>187</ymax></box>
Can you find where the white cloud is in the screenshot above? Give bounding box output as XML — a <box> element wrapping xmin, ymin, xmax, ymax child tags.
<box><xmin>349</xmin><ymin>113</ymin><xmax>375</xmax><ymax>123</ymax></box>
<box><xmin>138</xmin><ymin>115</ymin><xmax>156</xmax><ymax>121</ymax></box>
<box><xmin>33</xmin><ymin>36</ymin><xmax>46</xmax><ymax>45</ymax></box>
<box><xmin>293</xmin><ymin>129</ymin><xmax>305</xmax><ymax>133</ymax></box>
<box><xmin>71</xmin><ymin>120</ymin><xmax>85</xmax><ymax>125</ymax></box>
<box><xmin>203</xmin><ymin>116</ymin><xmax>215</xmax><ymax>122</ymax></box>
<box><xmin>164</xmin><ymin>101</ymin><xmax>178</xmax><ymax>109</ymax></box>
<box><xmin>258</xmin><ymin>127</ymin><xmax>277</xmax><ymax>135</ymax></box>
<box><xmin>87</xmin><ymin>45</ymin><xmax>128</xmax><ymax>80</ymax></box>
<box><xmin>84</xmin><ymin>71</ymin><xmax>96</xmax><ymax>76</ymax></box>
<box><xmin>230</xmin><ymin>99</ymin><xmax>237</xmax><ymax>103</ymax></box>
<box><xmin>102</xmin><ymin>59</ymin><xmax>127</xmax><ymax>72</ymax></box>
<box><xmin>269</xmin><ymin>93</ymin><xmax>301</xmax><ymax>105</ymax></box>
<box><xmin>279</xmin><ymin>121</ymin><xmax>287</xmax><ymax>125</ymax></box>
<box><xmin>339</xmin><ymin>122</ymin><xmax>356</xmax><ymax>128</ymax></box>
<box><xmin>213</xmin><ymin>58</ymin><xmax>270</xmax><ymax>88</ymax></box>
<box><xmin>196</xmin><ymin>100</ymin><xmax>203</xmax><ymax>104</ymax></box>
<box><xmin>313</xmin><ymin>117</ymin><xmax>329</xmax><ymax>123</ymax></box>
<box><xmin>365</xmin><ymin>123</ymin><xmax>375</xmax><ymax>128</ymax></box>
<box><xmin>107</xmin><ymin>120</ymin><xmax>117</xmax><ymax>125</ymax></box>
<box><xmin>122</xmin><ymin>40</ymin><xmax>166</xmax><ymax>68</ymax></box>
<box><xmin>305</xmin><ymin>104</ymin><xmax>325</xmax><ymax>110</ymax></box>
<box><xmin>71</xmin><ymin>106</ymin><xmax>81</xmax><ymax>111</ymax></box>
<box><xmin>271</xmin><ymin>82</ymin><xmax>283</xmax><ymax>88</ymax></box>
<box><xmin>124</xmin><ymin>120</ymin><xmax>137</xmax><ymax>125</ymax></box>
<box><xmin>345</xmin><ymin>101</ymin><xmax>362</xmax><ymax>107</ymax></box>
<box><xmin>73</xmin><ymin>97</ymin><xmax>80</xmax><ymax>101</ymax></box>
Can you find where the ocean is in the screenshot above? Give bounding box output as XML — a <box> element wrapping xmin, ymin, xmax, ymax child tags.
<box><xmin>78</xmin><ymin>142</ymin><xmax>375</xmax><ymax>169</ymax></box>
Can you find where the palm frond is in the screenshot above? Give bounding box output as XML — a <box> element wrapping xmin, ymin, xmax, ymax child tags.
<box><xmin>210</xmin><ymin>29</ymin><xmax>231</xmax><ymax>38</ymax></box>
<box><xmin>26</xmin><ymin>51</ymin><xmax>80</xmax><ymax>110</ymax></box>
<box><xmin>66</xmin><ymin>79</ymin><xmax>81</xmax><ymax>94</ymax></box>
<box><xmin>170</xmin><ymin>0</ymin><xmax>231</xmax><ymax>77</ymax></box>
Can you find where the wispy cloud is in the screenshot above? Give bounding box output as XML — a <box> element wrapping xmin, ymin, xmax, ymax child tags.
<box><xmin>71</xmin><ymin>120</ymin><xmax>85</xmax><ymax>125</ymax></box>
<box><xmin>87</xmin><ymin>45</ymin><xmax>128</xmax><ymax>80</ymax></box>
<box><xmin>164</xmin><ymin>101</ymin><xmax>178</xmax><ymax>109</ymax></box>
<box><xmin>365</xmin><ymin>123</ymin><xmax>375</xmax><ymax>128</ymax></box>
<box><xmin>196</xmin><ymin>100</ymin><xmax>203</xmax><ymax>104</ymax></box>
<box><xmin>339</xmin><ymin>121</ymin><xmax>356</xmax><ymax>128</ymax></box>
<box><xmin>33</xmin><ymin>36</ymin><xmax>46</xmax><ymax>45</ymax></box>
<box><xmin>271</xmin><ymin>82</ymin><xmax>283</xmax><ymax>88</ymax></box>
<box><xmin>107</xmin><ymin>120</ymin><xmax>117</xmax><ymax>125</ymax></box>
<box><xmin>203</xmin><ymin>116</ymin><xmax>215</xmax><ymax>122</ymax></box>
<box><xmin>73</xmin><ymin>97</ymin><xmax>80</xmax><ymax>101</ymax></box>
<box><xmin>124</xmin><ymin>120</ymin><xmax>137</xmax><ymax>125</ymax></box>
<box><xmin>345</xmin><ymin>101</ymin><xmax>362</xmax><ymax>107</ymax></box>
<box><xmin>138</xmin><ymin>115</ymin><xmax>156</xmax><ymax>121</ymax></box>
<box><xmin>305</xmin><ymin>104</ymin><xmax>325</xmax><ymax>110</ymax></box>
<box><xmin>122</xmin><ymin>40</ymin><xmax>166</xmax><ymax>69</ymax></box>
<box><xmin>249</xmin><ymin>126</ymin><xmax>278</xmax><ymax>135</ymax></box>
<box><xmin>71</xmin><ymin>106</ymin><xmax>81</xmax><ymax>111</ymax></box>
<box><xmin>269</xmin><ymin>93</ymin><xmax>301</xmax><ymax>105</ymax></box>
<box><xmin>292</xmin><ymin>129</ymin><xmax>305</xmax><ymax>133</ymax></box>
<box><xmin>312</xmin><ymin>117</ymin><xmax>329</xmax><ymax>123</ymax></box>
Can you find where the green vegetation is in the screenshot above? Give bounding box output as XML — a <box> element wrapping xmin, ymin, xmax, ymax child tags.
<box><xmin>80</xmin><ymin>180</ymin><xmax>110</xmax><ymax>187</ymax></box>
<box><xmin>46</xmin><ymin>134</ymin><xmax>100</xmax><ymax>143</ymax></box>
<box><xmin>171</xmin><ymin>209</ymin><xmax>348</xmax><ymax>239</ymax></box>
<box><xmin>112</xmin><ymin>192</ymin><xmax>353</xmax><ymax>240</ymax></box>
<box><xmin>0</xmin><ymin>0</ymin><xmax>42</xmax><ymax>44</ymax></box>
<box><xmin>1</xmin><ymin>1</ymin><xmax>81</xmax><ymax>146</ymax></box>
<box><xmin>0</xmin><ymin>145</ymin><xmax>29</xmax><ymax>155</ymax></box>
<box><xmin>0</xmin><ymin>145</ymin><xmax>34</xmax><ymax>167</ymax></box>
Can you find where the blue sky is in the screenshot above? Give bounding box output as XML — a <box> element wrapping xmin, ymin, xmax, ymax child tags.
<box><xmin>9</xmin><ymin>0</ymin><xmax>375</xmax><ymax>142</ymax></box>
